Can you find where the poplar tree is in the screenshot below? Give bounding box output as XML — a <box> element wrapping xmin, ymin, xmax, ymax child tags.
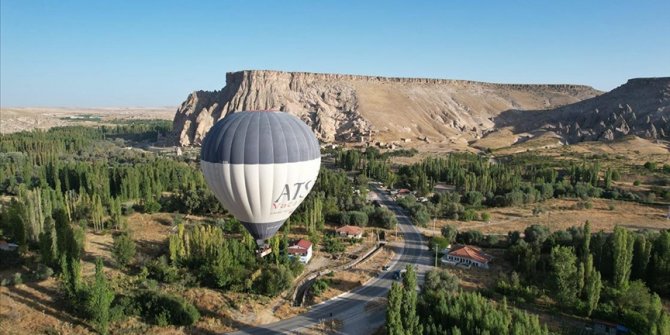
<box><xmin>580</xmin><ymin>220</ymin><xmax>591</xmax><ymax>261</ymax></box>
<box><xmin>550</xmin><ymin>246</ymin><xmax>579</xmax><ymax>306</ymax></box>
<box><xmin>401</xmin><ymin>265</ymin><xmax>422</xmax><ymax>335</ymax></box>
<box><xmin>648</xmin><ymin>230</ymin><xmax>670</xmax><ymax>295</ymax></box>
<box><xmin>386</xmin><ymin>282</ymin><xmax>404</xmax><ymax>335</ymax></box>
<box><xmin>632</xmin><ymin>234</ymin><xmax>652</xmax><ymax>280</ymax></box>
<box><xmin>612</xmin><ymin>226</ymin><xmax>634</xmax><ymax>290</ymax></box>
<box><xmin>88</xmin><ymin>258</ymin><xmax>115</xmax><ymax>335</ymax></box>
<box><xmin>582</xmin><ymin>254</ymin><xmax>602</xmax><ymax>316</ymax></box>
<box><xmin>91</xmin><ymin>194</ymin><xmax>105</xmax><ymax>232</ymax></box>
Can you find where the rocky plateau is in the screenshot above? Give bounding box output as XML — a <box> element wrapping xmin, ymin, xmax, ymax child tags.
<box><xmin>171</xmin><ymin>70</ymin><xmax>669</xmax><ymax>149</ymax></box>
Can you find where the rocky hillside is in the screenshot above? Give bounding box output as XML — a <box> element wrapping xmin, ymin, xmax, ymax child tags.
<box><xmin>171</xmin><ymin>70</ymin><xmax>601</xmax><ymax>146</ymax></box>
<box><xmin>492</xmin><ymin>77</ymin><xmax>670</xmax><ymax>143</ymax></box>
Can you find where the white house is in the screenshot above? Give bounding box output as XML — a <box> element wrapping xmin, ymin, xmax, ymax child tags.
<box><xmin>288</xmin><ymin>239</ymin><xmax>313</xmax><ymax>264</ymax></box>
<box><xmin>336</xmin><ymin>225</ymin><xmax>364</xmax><ymax>239</ymax></box>
<box><xmin>441</xmin><ymin>245</ymin><xmax>493</xmax><ymax>269</ymax></box>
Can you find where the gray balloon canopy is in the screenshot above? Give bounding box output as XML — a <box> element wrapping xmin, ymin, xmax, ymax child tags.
<box><xmin>200</xmin><ymin>111</ymin><xmax>321</xmax><ymax>245</ymax></box>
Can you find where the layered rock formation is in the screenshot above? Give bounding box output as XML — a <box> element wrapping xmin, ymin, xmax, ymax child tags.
<box><xmin>172</xmin><ymin>70</ymin><xmax>601</xmax><ymax>146</ymax></box>
<box><xmin>495</xmin><ymin>77</ymin><xmax>670</xmax><ymax>143</ymax></box>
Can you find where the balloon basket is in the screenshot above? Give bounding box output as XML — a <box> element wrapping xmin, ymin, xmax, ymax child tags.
<box><xmin>257</xmin><ymin>245</ymin><xmax>272</xmax><ymax>258</ymax></box>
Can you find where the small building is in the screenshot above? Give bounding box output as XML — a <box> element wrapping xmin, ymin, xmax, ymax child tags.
<box><xmin>397</xmin><ymin>189</ymin><xmax>411</xmax><ymax>195</ymax></box>
<box><xmin>288</xmin><ymin>239</ymin><xmax>313</xmax><ymax>264</ymax></box>
<box><xmin>441</xmin><ymin>245</ymin><xmax>493</xmax><ymax>269</ymax></box>
<box><xmin>336</xmin><ymin>225</ymin><xmax>364</xmax><ymax>239</ymax></box>
<box><xmin>0</xmin><ymin>240</ymin><xmax>18</xmax><ymax>252</ymax></box>
<box><xmin>587</xmin><ymin>320</ymin><xmax>630</xmax><ymax>335</ymax></box>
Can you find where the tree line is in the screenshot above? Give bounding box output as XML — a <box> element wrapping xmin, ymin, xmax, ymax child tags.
<box><xmin>500</xmin><ymin>222</ymin><xmax>670</xmax><ymax>334</ymax></box>
<box><xmin>386</xmin><ymin>266</ymin><xmax>549</xmax><ymax>335</ymax></box>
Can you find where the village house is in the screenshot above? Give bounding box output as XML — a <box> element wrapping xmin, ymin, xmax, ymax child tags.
<box><xmin>336</xmin><ymin>225</ymin><xmax>364</xmax><ymax>239</ymax></box>
<box><xmin>441</xmin><ymin>245</ymin><xmax>493</xmax><ymax>269</ymax></box>
<box><xmin>287</xmin><ymin>239</ymin><xmax>313</xmax><ymax>264</ymax></box>
<box><xmin>395</xmin><ymin>189</ymin><xmax>411</xmax><ymax>198</ymax></box>
<box><xmin>0</xmin><ymin>240</ymin><xmax>18</xmax><ymax>252</ymax></box>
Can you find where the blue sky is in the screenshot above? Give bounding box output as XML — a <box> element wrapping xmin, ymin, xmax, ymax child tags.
<box><xmin>1</xmin><ymin>1</ymin><xmax>669</xmax><ymax>107</ymax></box>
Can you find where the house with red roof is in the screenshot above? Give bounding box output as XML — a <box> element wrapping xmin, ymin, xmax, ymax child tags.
<box><xmin>441</xmin><ymin>245</ymin><xmax>493</xmax><ymax>269</ymax></box>
<box><xmin>336</xmin><ymin>225</ymin><xmax>363</xmax><ymax>239</ymax></box>
<box><xmin>288</xmin><ymin>239</ymin><xmax>313</xmax><ymax>264</ymax></box>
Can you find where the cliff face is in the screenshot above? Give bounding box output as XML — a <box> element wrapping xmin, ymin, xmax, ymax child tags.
<box><xmin>495</xmin><ymin>77</ymin><xmax>670</xmax><ymax>143</ymax></box>
<box><xmin>172</xmin><ymin>70</ymin><xmax>602</xmax><ymax>146</ymax></box>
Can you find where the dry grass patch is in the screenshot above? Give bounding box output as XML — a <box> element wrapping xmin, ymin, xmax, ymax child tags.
<box><xmin>423</xmin><ymin>198</ymin><xmax>669</xmax><ymax>236</ymax></box>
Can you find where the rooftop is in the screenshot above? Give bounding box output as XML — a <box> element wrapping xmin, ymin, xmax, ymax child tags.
<box><xmin>336</xmin><ymin>225</ymin><xmax>363</xmax><ymax>235</ymax></box>
<box><xmin>448</xmin><ymin>245</ymin><xmax>493</xmax><ymax>264</ymax></box>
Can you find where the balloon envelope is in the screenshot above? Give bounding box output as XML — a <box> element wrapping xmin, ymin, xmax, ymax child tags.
<box><xmin>200</xmin><ymin>111</ymin><xmax>321</xmax><ymax>245</ymax></box>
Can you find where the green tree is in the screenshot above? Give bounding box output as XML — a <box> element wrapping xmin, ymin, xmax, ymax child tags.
<box><xmin>524</xmin><ymin>224</ymin><xmax>550</xmax><ymax>246</ymax></box>
<box><xmin>582</xmin><ymin>254</ymin><xmax>602</xmax><ymax>316</ymax></box>
<box><xmin>423</xmin><ymin>269</ymin><xmax>459</xmax><ymax>296</ymax></box>
<box><xmin>87</xmin><ymin>258</ymin><xmax>115</xmax><ymax>334</ymax></box>
<box><xmin>632</xmin><ymin>233</ymin><xmax>652</xmax><ymax>280</ymax></box>
<box><xmin>440</xmin><ymin>225</ymin><xmax>457</xmax><ymax>244</ymax></box>
<box><xmin>112</xmin><ymin>232</ymin><xmax>136</xmax><ymax>267</ymax></box>
<box><xmin>580</xmin><ymin>220</ymin><xmax>591</xmax><ymax>261</ymax></box>
<box><xmin>401</xmin><ymin>265</ymin><xmax>422</xmax><ymax>334</ymax></box>
<box><xmin>612</xmin><ymin>226</ymin><xmax>634</xmax><ymax>290</ymax></box>
<box><xmin>648</xmin><ymin>230</ymin><xmax>670</xmax><ymax>295</ymax></box>
<box><xmin>386</xmin><ymin>282</ymin><xmax>404</xmax><ymax>335</ymax></box>
<box><xmin>550</xmin><ymin>246</ymin><xmax>579</xmax><ymax>306</ymax></box>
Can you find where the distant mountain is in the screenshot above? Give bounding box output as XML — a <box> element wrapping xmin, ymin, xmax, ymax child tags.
<box><xmin>493</xmin><ymin>77</ymin><xmax>670</xmax><ymax>144</ymax></box>
<box><xmin>171</xmin><ymin>70</ymin><xmax>600</xmax><ymax>147</ymax></box>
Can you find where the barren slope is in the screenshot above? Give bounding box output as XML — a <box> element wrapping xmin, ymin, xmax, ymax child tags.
<box><xmin>171</xmin><ymin>70</ymin><xmax>600</xmax><ymax>146</ymax></box>
<box><xmin>487</xmin><ymin>77</ymin><xmax>670</xmax><ymax>145</ymax></box>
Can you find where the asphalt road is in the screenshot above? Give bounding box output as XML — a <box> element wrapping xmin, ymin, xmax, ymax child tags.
<box><xmin>228</xmin><ymin>185</ymin><xmax>433</xmax><ymax>335</ymax></box>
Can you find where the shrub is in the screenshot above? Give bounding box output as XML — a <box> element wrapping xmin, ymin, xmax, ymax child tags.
<box><xmin>146</xmin><ymin>256</ymin><xmax>180</xmax><ymax>283</ymax></box>
<box><xmin>485</xmin><ymin>235</ymin><xmax>500</xmax><ymax>247</ymax></box>
<box><xmin>348</xmin><ymin>211</ymin><xmax>369</xmax><ymax>227</ymax></box>
<box><xmin>643</xmin><ymin>161</ymin><xmax>657</xmax><ymax>171</ymax></box>
<box><xmin>409</xmin><ymin>204</ymin><xmax>430</xmax><ymax>227</ymax></box>
<box><xmin>311</xmin><ymin>278</ymin><xmax>330</xmax><ymax>297</ymax></box>
<box><xmin>480</xmin><ymin>212</ymin><xmax>491</xmax><ymax>222</ymax></box>
<box><xmin>288</xmin><ymin>258</ymin><xmax>304</xmax><ymax>277</ymax></box>
<box><xmin>431</xmin><ymin>236</ymin><xmax>451</xmax><ymax>251</ymax></box>
<box><xmin>323</xmin><ymin>235</ymin><xmax>345</xmax><ymax>254</ymax></box>
<box><xmin>504</xmin><ymin>190</ymin><xmax>525</xmax><ymax>207</ymax></box>
<box><xmin>112</xmin><ymin>232</ymin><xmax>136</xmax><ymax>267</ymax></box>
<box><xmin>12</xmin><ymin>272</ymin><xmax>22</xmax><ymax>285</ymax></box>
<box><xmin>457</xmin><ymin>230</ymin><xmax>483</xmax><ymax>245</ymax></box>
<box><xmin>441</xmin><ymin>225</ymin><xmax>457</xmax><ymax>244</ymax></box>
<box><xmin>369</xmin><ymin>207</ymin><xmax>397</xmax><ymax>229</ymax></box>
<box><xmin>253</xmin><ymin>264</ymin><xmax>294</xmax><ymax>297</ymax></box>
<box><xmin>464</xmin><ymin>191</ymin><xmax>484</xmax><ymax>207</ymax></box>
<box><xmin>137</xmin><ymin>291</ymin><xmax>200</xmax><ymax>326</ymax></box>
<box><xmin>524</xmin><ymin>225</ymin><xmax>550</xmax><ymax>246</ymax></box>
<box><xmin>35</xmin><ymin>264</ymin><xmax>54</xmax><ymax>280</ymax></box>
<box><xmin>461</xmin><ymin>209</ymin><xmax>478</xmax><ymax>222</ymax></box>
<box><xmin>633</xmin><ymin>180</ymin><xmax>641</xmax><ymax>186</ymax></box>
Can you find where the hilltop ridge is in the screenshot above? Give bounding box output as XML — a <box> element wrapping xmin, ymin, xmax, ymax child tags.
<box><xmin>171</xmin><ymin>70</ymin><xmax>601</xmax><ymax>147</ymax></box>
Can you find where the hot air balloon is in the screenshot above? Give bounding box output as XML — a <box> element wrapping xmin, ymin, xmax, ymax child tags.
<box><xmin>200</xmin><ymin>111</ymin><xmax>321</xmax><ymax>247</ymax></box>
